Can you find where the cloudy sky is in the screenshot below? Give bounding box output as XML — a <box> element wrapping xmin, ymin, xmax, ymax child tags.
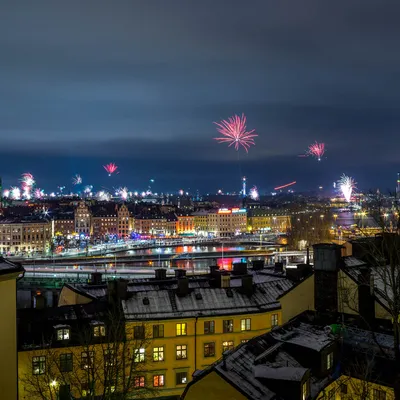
<box><xmin>1</xmin><ymin>1</ymin><xmax>400</xmax><ymax>193</ymax></box>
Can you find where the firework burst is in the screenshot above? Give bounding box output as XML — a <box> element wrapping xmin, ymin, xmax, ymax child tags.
<box><xmin>307</xmin><ymin>141</ymin><xmax>325</xmax><ymax>161</ymax></box>
<box><xmin>83</xmin><ymin>185</ymin><xmax>93</xmax><ymax>195</ymax></box>
<box><xmin>338</xmin><ymin>174</ymin><xmax>356</xmax><ymax>202</ymax></box>
<box><xmin>117</xmin><ymin>187</ymin><xmax>129</xmax><ymax>200</ymax></box>
<box><xmin>96</xmin><ymin>191</ymin><xmax>111</xmax><ymax>201</ymax></box>
<box><xmin>72</xmin><ymin>174</ymin><xmax>82</xmax><ymax>185</ymax></box>
<box><xmin>34</xmin><ymin>188</ymin><xmax>44</xmax><ymax>199</ymax></box>
<box><xmin>214</xmin><ymin>114</ymin><xmax>257</xmax><ymax>153</ymax></box>
<box><xmin>249</xmin><ymin>186</ymin><xmax>259</xmax><ymax>200</ymax></box>
<box><xmin>10</xmin><ymin>187</ymin><xmax>21</xmax><ymax>200</ymax></box>
<box><xmin>104</xmin><ymin>163</ymin><xmax>118</xmax><ymax>176</ymax></box>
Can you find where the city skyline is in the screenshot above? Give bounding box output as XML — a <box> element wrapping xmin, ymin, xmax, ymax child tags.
<box><xmin>2</xmin><ymin>1</ymin><xmax>400</xmax><ymax>192</ymax></box>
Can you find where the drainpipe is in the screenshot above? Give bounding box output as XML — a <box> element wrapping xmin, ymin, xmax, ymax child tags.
<box><xmin>195</xmin><ymin>316</ymin><xmax>198</xmax><ymax>371</ymax></box>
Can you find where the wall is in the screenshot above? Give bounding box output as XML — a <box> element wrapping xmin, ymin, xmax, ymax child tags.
<box><xmin>183</xmin><ymin>370</ymin><xmax>247</xmax><ymax>400</ymax></box>
<box><xmin>58</xmin><ymin>286</ymin><xmax>93</xmax><ymax>307</ymax></box>
<box><xmin>337</xmin><ymin>270</ymin><xmax>359</xmax><ymax>315</ymax></box>
<box><xmin>0</xmin><ymin>277</ymin><xmax>18</xmax><ymax>399</ymax></box>
<box><xmin>279</xmin><ymin>274</ymin><xmax>314</xmax><ymax>323</ymax></box>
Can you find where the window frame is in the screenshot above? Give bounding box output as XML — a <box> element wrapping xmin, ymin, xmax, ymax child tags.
<box><xmin>133</xmin><ymin>347</ymin><xmax>145</xmax><ymax>363</ymax></box>
<box><xmin>32</xmin><ymin>356</ymin><xmax>46</xmax><ymax>375</ymax></box>
<box><xmin>134</xmin><ymin>325</ymin><xmax>146</xmax><ymax>340</ymax></box>
<box><xmin>153</xmin><ymin>346</ymin><xmax>165</xmax><ymax>362</ymax></box>
<box><xmin>240</xmin><ymin>318</ymin><xmax>251</xmax><ymax>331</ymax></box>
<box><xmin>153</xmin><ymin>324</ymin><xmax>164</xmax><ymax>338</ymax></box>
<box><xmin>373</xmin><ymin>389</ymin><xmax>387</xmax><ymax>400</ymax></box>
<box><xmin>204</xmin><ymin>320</ymin><xmax>215</xmax><ymax>334</ymax></box>
<box><xmin>81</xmin><ymin>351</ymin><xmax>94</xmax><ymax>369</ymax></box>
<box><xmin>57</xmin><ymin>328</ymin><xmax>70</xmax><ymax>341</ymax></box>
<box><xmin>223</xmin><ymin>319</ymin><xmax>233</xmax><ymax>333</ymax></box>
<box><xmin>134</xmin><ymin>376</ymin><xmax>145</xmax><ymax>388</ymax></box>
<box><xmin>176</xmin><ymin>344</ymin><xmax>188</xmax><ymax>360</ymax></box>
<box><xmin>204</xmin><ymin>342</ymin><xmax>215</xmax><ymax>357</ymax></box>
<box><xmin>153</xmin><ymin>374</ymin><xmax>165</xmax><ymax>387</ymax></box>
<box><xmin>59</xmin><ymin>353</ymin><xmax>73</xmax><ymax>372</ymax></box>
<box><xmin>222</xmin><ymin>340</ymin><xmax>234</xmax><ymax>353</ymax></box>
<box><xmin>176</xmin><ymin>371</ymin><xmax>188</xmax><ymax>385</ymax></box>
<box><xmin>93</xmin><ymin>324</ymin><xmax>106</xmax><ymax>337</ymax></box>
<box><xmin>326</xmin><ymin>352</ymin><xmax>334</xmax><ymax>370</ymax></box>
<box><xmin>176</xmin><ymin>323</ymin><xmax>187</xmax><ymax>336</ymax></box>
<box><xmin>271</xmin><ymin>313</ymin><xmax>279</xmax><ymax>327</ymax></box>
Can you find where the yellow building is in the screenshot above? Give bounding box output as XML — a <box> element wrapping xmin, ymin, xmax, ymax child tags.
<box><xmin>192</xmin><ymin>210</ymin><xmax>209</xmax><ymax>235</ymax></box>
<box><xmin>134</xmin><ymin>216</ymin><xmax>176</xmax><ymax>236</ymax></box>
<box><xmin>176</xmin><ymin>214</ymin><xmax>194</xmax><ymax>234</ymax></box>
<box><xmin>247</xmin><ymin>210</ymin><xmax>291</xmax><ymax>233</ymax></box>
<box><xmin>0</xmin><ymin>219</ymin><xmax>51</xmax><ymax>254</ymax></box>
<box><xmin>207</xmin><ymin>208</ymin><xmax>247</xmax><ymax>237</ymax></box>
<box><xmin>22</xmin><ymin>268</ymin><xmax>296</xmax><ymax>399</ymax></box>
<box><xmin>0</xmin><ymin>258</ymin><xmax>24</xmax><ymax>399</ymax></box>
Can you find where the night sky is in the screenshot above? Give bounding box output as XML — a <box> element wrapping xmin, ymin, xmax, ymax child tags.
<box><xmin>1</xmin><ymin>1</ymin><xmax>400</xmax><ymax>194</ymax></box>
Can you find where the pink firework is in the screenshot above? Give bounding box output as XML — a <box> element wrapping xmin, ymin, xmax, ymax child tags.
<box><xmin>20</xmin><ymin>172</ymin><xmax>35</xmax><ymax>189</ymax></box>
<box><xmin>214</xmin><ymin>114</ymin><xmax>257</xmax><ymax>153</ymax></box>
<box><xmin>307</xmin><ymin>141</ymin><xmax>325</xmax><ymax>161</ymax></box>
<box><xmin>103</xmin><ymin>163</ymin><xmax>118</xmax><ymax>176</ymax></box>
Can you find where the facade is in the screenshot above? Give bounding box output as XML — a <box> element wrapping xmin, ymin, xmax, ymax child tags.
<box><xmin>91</xmin><ymin>205</ymin><xmax>118</xmax><ymax>238</ymax></box>
<box><xmin>74</xmin><ymin>202</ymin><xmax>91</xmax><ymax>236</ymax></box>
<box><xmin>247</xmin><ymin>210</ymin><xmax>291</xmax><ymax>233</ymax></box>
<box><xmin>0</xmin><ymin>220</ymin><xmax>51</xmax><ymax>254</ymax></box>
<box><xmin>207</xmin><ymin>208</ymin><xmax>247</xmax><ymax>237</ymax></box>
<box><xmin>176</xmin><ymin>215</ymin><xmax>194</xmax><ymax>234</ymax></box>
<box><xmin>53</xmin><ymin>216</ymin><xmax>75</xmax><ymax>236</ymax></box>
<box><xmin>192</xmin><ymin>210</ymin><xmax>209</xmax><ymax>234</ymax></box>
<box><xmin>134</xmin><ymin>216</ymin><xmax>176</xmax><ymax>236</ymax></box>
<box><xmin>24</xmin><ymin>267</ymin><xmax>299</xmax><ymax>399</ymax></box>
<box><xmin>0</xmin><ymin>258</ymin><xmax>25</xmax><ymax>400</ymax></box>
<box><xmin>117</xmin><ymin>204</ymin><xmax>133</xmax><ymax>237</ymax></box>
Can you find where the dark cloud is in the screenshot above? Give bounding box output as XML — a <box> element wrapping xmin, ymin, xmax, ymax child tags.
<box><xmin>1</xmin><ymin>1</ymin><xmax>400</xmax><ymax>192</ymax></box>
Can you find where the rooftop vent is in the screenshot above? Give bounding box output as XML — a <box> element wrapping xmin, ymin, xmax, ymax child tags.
<box><xmin>226</xmin><ymin>288</ymin><xmax>233</xmax><ymax>298</ymax></box>
<box><xmin>195</xmin><ymin>292</ymin><xmax>203</xmax><ymax>300</ymax></box>
<box><xmin>143</xmin><ymin>297</ymin><xmax>150</xmax><ymax>305</ymax></box>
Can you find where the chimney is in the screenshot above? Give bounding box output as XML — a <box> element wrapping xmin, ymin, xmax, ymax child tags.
<box><xmin>176</xmin><ymin>277</ymin><xmax>189</xmax><ymax>297</ymax></box>
<box><xmin>232</xmin><ymin>262</ymin><xmax>247</xmax><ymax>276</ymax></box>
<box><xmin>175</xmin><ymin>269</ymin><xmax>187</xmax><ymax>279</ymax></box>
<box><xmin>155</xmin><ymin>268</ymin><xmax>167</xmax><ymax>280</ymax></box>
<box><xmin>274</xmin><ymin>262</ymin><xmax>284</xmax><ymax>273</ymax></box>
<box><xmin>107</xmin><ymin>279</ymin><xmax>128</xmax><ymax>302</ymax></box>
<box><xmin>252</xmin><ymin>260</ymin><xmax>264</xmax><ymax>271</ymax></box>
<box><xmin>241</xmin><ymin>274</ymin><xmax>254</xmax><ymax>296</ymax></box>
<box><xmin>286</xmin><ymin>264</ymin><xmax>312</xmax><ymax>282</ymax></box>
<box><xmin>209</xmin><ymin>265</ymin><xmax>219</xmax><ymax>276</ymax></box>
<box><xmin>90</xmin><ymin>272</ymin><xmax>102</xmax><ymax>285</ymax></box>
<box><xmin>221</xmin><ymin>273</ymin><xmax>230</xmax><ymax>288</ymax></box>
<box><xmin>313</xmin><ymin>244</ymin><xmax>342</xmax><ymax>314</ymax></box>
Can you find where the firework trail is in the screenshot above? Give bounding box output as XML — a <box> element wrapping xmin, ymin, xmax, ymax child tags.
<box><xmin>307</xmin><ymin>141</ymin><xmax>325</xmax><ymax>161</ymax></box>
<box><xmin>10</xmin><ymin>187</ymin><xmax>21</xmax><ymax>200</ymax></box>
<box><xmin>338</xmin><ymin>174</ymin><xmax>356</xmax><ymax>202</ymax></box>
<box><xmin>214</xmin><ymin>114</ymin><xmax>257</xmax><ymax>153</ymax></box>
<box><xmin>249</xmin><ymin>186</ymin><xmax>259</xmax><ymax>200</ymax></box>
<box><xmin>104</xmin><ymin>163</ymin><xmax>118</xmax><ymax>176</ymax></box>
<box><xmin>72</xmin><ymin>174</ymin><xmax>82</xmax><ymax>185</ymax></box>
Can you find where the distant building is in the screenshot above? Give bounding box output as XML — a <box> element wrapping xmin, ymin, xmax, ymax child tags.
<box><xmin>247</xmin><ymin>209</ymin><xmax>291</xmax><ymax>233</ymax></box>
<box><xmin>207</xmin><ymin>208</ymin><xmax>247</xmax><ymax>237</ymax></box>
<box><xmin>74</xmin><ymin>201</ymin><xmax>91</xmax><ymax>236</ymax></box>
<box><xmin>176</xmin><ymin>214</ymin><xmax>194</xmax><ymax>234</ymax></box>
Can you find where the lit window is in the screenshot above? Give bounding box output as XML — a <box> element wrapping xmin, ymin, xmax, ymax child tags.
<box><xmin>240</xmin><ymin>318</ymin><xmax>251</xmax><ymax>331</ymax></box>
<box><xmin>176</xmin><ymin>371</ymin><xmax>187</xmax><ymax>385</ymax></box>
<box><xmin>57</xmin><ymin>328</ymin><xmax>70</xmax><ymax>341</ymax></box>
<box><xmin>153</xmin><ymin>324</ymin><xmax>164</xmax><ymax>338</ymax></box>
<box><xmin>373</xmin><ymin>389</ymin><xmax>386</xmax><ymax>400</ymax></box>
<box><xmin>134</xmin><ymin>376</ymin><xmax>145</xmax><ymax>388</ymax></box>
<box><xmin>204</xmin><ymin>342</ymin><xmax>215</xmax><ymax>357</ymax></box>
<box><xmin>93</xmin><ymin>324</ymin><xmax>106</xmax><ymax>337</ymax></box>
<box><xmin>59</xmin><ymin>353</ymin><xmax>73</xmax><ymax>372</ymax></box>
<box><xmin>32</xmin><ymin>356</ymin><xmax>46</xmax><ymax>375</ymax></box>
<box><xmin>176</xmin><ymin>323</ymin><xmax>187</xmax><ymax>336</ymax></box>
<box><xmin>271</xmin><ymin>314</ymin><xmax>279</xmax><ymax>327</ymax></box>
<box><xmin>133</xmin><ymin>348</ymin><xmax>145</xmax><ymax>363</ymax></box>
<box><xmin>222</xmin><ymin>341</ymin><xmax>234</xmax><ymax>353</ymax></box>
<box><xmin>241</xmin><ymin>339</ymin><xmax>249</xmax><ymax>344</ymax></box>
<box><xmin>81</xmin><ymin>351</ymin><xmax>94</xmax><ymax>369</ymax></box>
<box><xmin>176</xmin><ymin>344</ymin><xmax>187</xmax><ymax>360</ymax></box>
<box><xmin>153</xmin><ymin>346</ymin><xmax>164</xmax><ymax>362</ymax></box>
<box><xmin>223</xmin><ymin>320</ymin><xmax>233</xmax><ymax>333</ymax></box>
<box><xmin>302</xmin><ymin>379</ymin><xmax>309</xmax><ymax>400</ymax></box>
<box><xmin>327</xmin><ymin>352</ymin><xmax>333</xmax><ymax>370</ymax></box>
<box><xmin>153</xmin><ymin>374</ymin><xmax>165</xmax><ymax>387</ymax></box>
<box><xmin>204</xmin><ymin>320</ymin><xmax>215</xmax><ymax>334</ymax></box>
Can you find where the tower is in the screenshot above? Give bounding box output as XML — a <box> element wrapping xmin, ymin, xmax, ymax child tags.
<box><xmin>242</xmin><ymin>176</ymin><xmax>246</xmax><ymax>197</ymax></box>
<box><xmin>397</xmin><ymin>172</ymin><xmax>400</xmax><ymax>195</ymax></box>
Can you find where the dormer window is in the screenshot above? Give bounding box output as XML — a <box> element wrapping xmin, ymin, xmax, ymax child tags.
<box><xmin>55</xmin><ymin>326</ymin><xmax>70</xmax><ymax>341</ymax></box>
<box><xmin>93</xmin><ymin>323</ymin><xmax>106</xmax><ymax>337</ymax></box>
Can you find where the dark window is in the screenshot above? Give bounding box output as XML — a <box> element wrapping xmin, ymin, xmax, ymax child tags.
<box><xmin>59</xmin><ymin>384</ymin><xmax>70</xmax><ymax>400</ymax></box>
<box><xmin>134</xmin><ymin>325</ymin><xmax>145</xmax><ymax>339</ymax></box>
<box><xmin>341</xmin><ymin>384</ymin><xmax>348</xmax><ymax>394</ymax></box>
<box><xmin>374</xmin><ymin>389</ymin><xmax>387</xmax><ymax>400</ymax></box>
<box><xmin>32</xmin><ymin>356</ymin><xmax>46</xmax><ymax>375</ymax></box>
<box><xmin>176</xmin><ymin>371</ymin><xmax>188</xmax><ymax>385</ymax></box>
<box><xmin>223</xmin><ymin>319</ymin><xmax>233</xmax><ymax>333</ymax></box>
<box><xmin>59</xmin><ymin>353</ymin><xmax>73</xmax><ymax>372</ymax></box>
<box><xmin>153</xmin><ymin>324</ymin><xmax>164</xmax><ymax>338</ymax></box>
<box><xmin>204</xmin><ymin>320</ymin><xmax>215</xmax><ymax>334</ymax></box>
<box><xmin>81</xmin><ymin>351</ymin><xmax>94</xmax><ymax>369</ymax></box>
<box><xmin>176</xmin><ymin>345</ymin><xmax>187</xmax><ymax>360</ymax></box>
<box><xmin>204</xmin><ymin>342</ymin><xmax>215</xmax><ymax>357</ymax></box>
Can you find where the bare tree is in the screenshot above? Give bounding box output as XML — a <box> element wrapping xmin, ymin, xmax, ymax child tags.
<box><xmin>20</xmin><ymin>309</ymin><xmax>155</xmax><ymax>400</ymax></box>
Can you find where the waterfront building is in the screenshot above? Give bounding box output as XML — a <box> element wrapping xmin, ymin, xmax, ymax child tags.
<box><xmin>74</xmin><ymin>201</ymin><xmax>91</xmax><ymax>236</ymax></box>
<box><xmin>134</xmin><ymin>215</ymin><xmax>177</xmax><ymax>236</ymax></box>
<box><xmin>176</xmin><ymin>214</ymin><xmax>194</xmax><ymax>234</ymax></box>
<box><xmin>53</xmin><ymin>214</ymin><xmax>74</xmax><ymax>236</ymax></box>
<box><xmin>247</xmin><ymin>209</ymin><xmax>291</xmax><ymax>233</ymax></box>
<box><xmin>207</xmin><ymin>208</ymin><xmax>247</xmax><ymax>237</ymax></box>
